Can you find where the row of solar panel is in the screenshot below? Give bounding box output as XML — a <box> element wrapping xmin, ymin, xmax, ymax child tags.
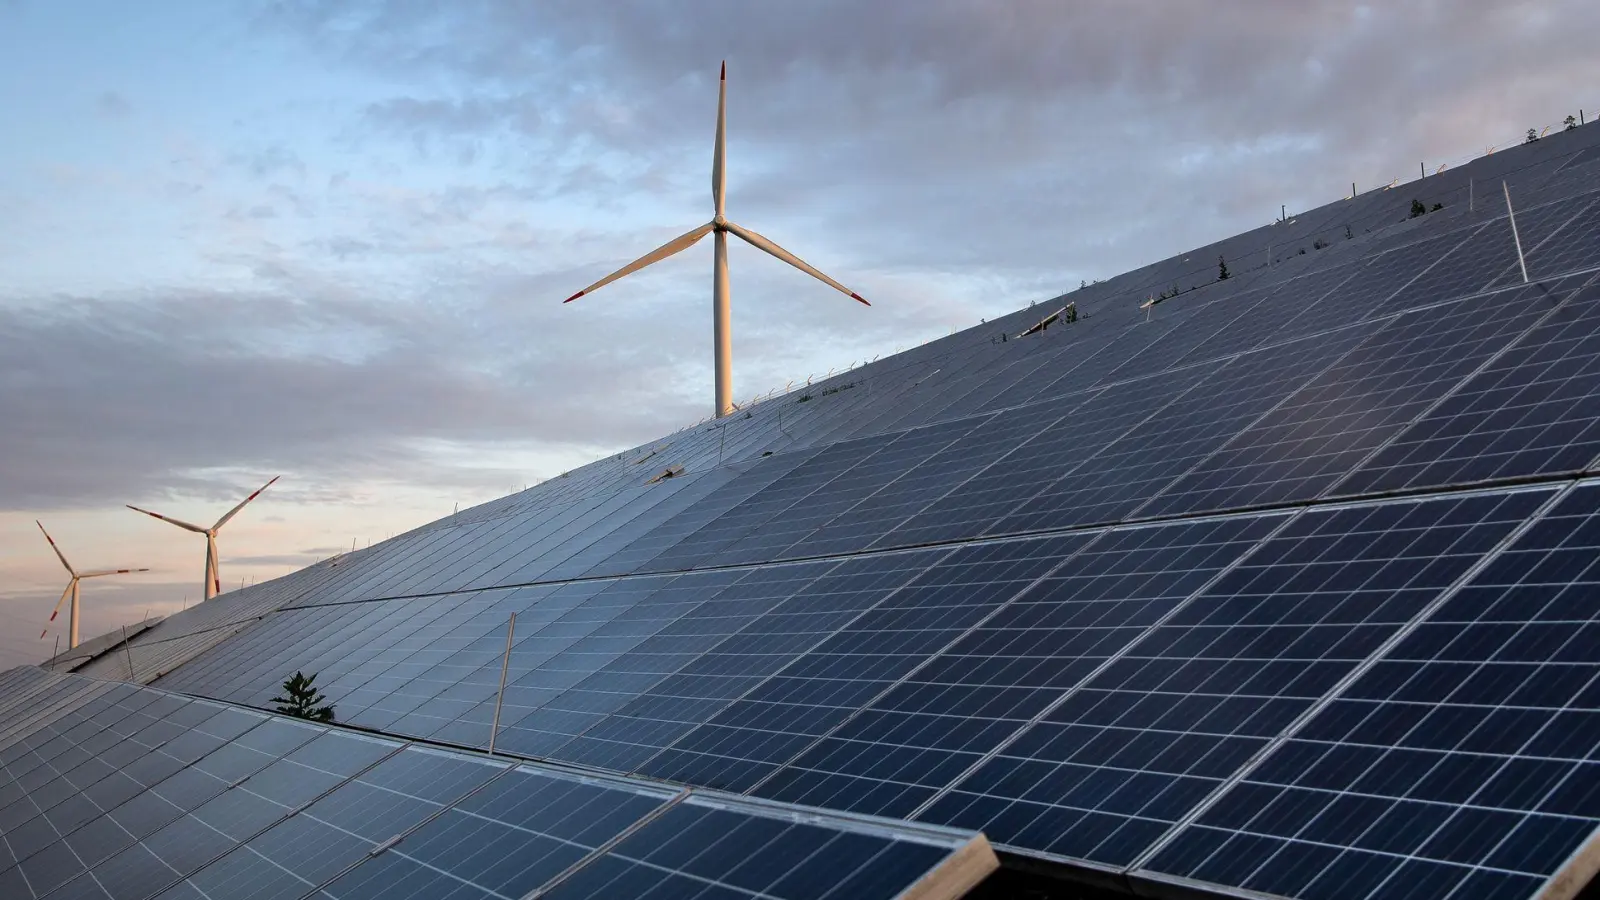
<box><xmin>215</xmin><ymin>262</ymin><xmax>1600</xmax><ymax>612</ymax></box>
<box><xmin>0</xmin><ymin>669</ymin><xmax>991</xmax><ymax>900</ymax></box>
<box><xmin>77</xmin><ymin>172</ymin><xmax>1600</xmax><ymax>685</ymax></box>
<box><xmin>151</xmin><ymin>477</ymin><xmax>1600</xmax><ymax>900</ymax></box>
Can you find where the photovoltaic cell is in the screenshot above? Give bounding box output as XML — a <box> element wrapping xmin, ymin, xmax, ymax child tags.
<box><xmin>643</xmin><ymin>435</ymin><xmax>901</xmax><ymax>573</ymax></box>
<box><xmin>993</xmin><ymin>325</ymin><xmax>1374</xmax><ymax>533</ymax></box>
<box><xmin>879</xmin><ymin>362</ymin><xmax>1223</xmax><ymax>549</ymax></box>
<box><xmin>159</xmin><ymin>748</ymin><xmax>506</xmax><ymax>900</ymax></box>
<box><xmin>1147</xmin><ymin>481</ymin><xmax>1600</xmax><ymax>900</ymax></box>
<box><xmin>1141</xmin><ymin>287</ymin><xmax>1557</xmax><ymax>518</ymax></box>
<box><xmin>1170</xmin><ymin>262</ymin><xmax>1366</xmax><ymax>369</ymax></box>
<box><xmin>639</xmin><ymin>535</ymin><xmax>1090</xmax><ymax>793</ymax></box>
<box><xmin>1337</xmin><ymin>278</ymin><xmax>1600</xmax><ymax>495</ymax></box>
<box><xmin>832</xmin><ymin>395</ymin><xmax>1087</xmax><ymax>552</ymax></box>
<box><xmin>1262</xmin><ymin>230</ymin><xmax>1471</xmax><ymax>345</ymax></box>
<box><xmin>758</xmin><ymin>514</ymin><xmax>1283</xmax><ymax>822</ymax></box>
<box><xmin>919</xmin><ymin>489</ymin><xmax>1551</xmax><ymax>868</ymax></box>
<box><xmin>556</xmin><ymin>554</ymin><xmax>928</xmax><ymax>773</ymax></box>
<box><xmin>316</xmin><ymin>766</ymin><xmax>671</xmax><ymax>900</ymax></box>
<box><xmin>702</xmin><ymin>416</ymin><xmax>993</xmax><ymax>568</ymax></box>
<box><xmin>539</xmin><ymin>796</ymin><xmax>956</xmax><ymax>900</ymax></box>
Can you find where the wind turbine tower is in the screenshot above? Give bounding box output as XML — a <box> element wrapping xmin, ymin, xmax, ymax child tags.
<box><xmin>37</xmin><ymin>521</ymin><xmax>149</xmax><ymax>650</ymax></box>
<box><xmin>128</xmin><ymin>476</ymin><xmax>279</xmax><ymax>601</ymax></box>
<box><xmin>564</xmin><ymin>62</ymin><xmax>871</xmax><ymax>419</ymax></box>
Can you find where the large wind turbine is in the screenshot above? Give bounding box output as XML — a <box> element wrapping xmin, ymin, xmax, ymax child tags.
<box><xmin>36</xmin><ymin>521</ymin><xmax>148</xmax><ymax>651</ymax></box>
<box><xmin>563</xmin><ymin>62</ymin><xmax>871</xmax><ymax>419</ymax></box>
<box><xmin>127</xmin><ymin>476</ymin><xmax>279</xmax><ymax>601</ymax></box>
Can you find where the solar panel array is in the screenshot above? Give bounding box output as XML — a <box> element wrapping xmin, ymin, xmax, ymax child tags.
<box><xmin>0</xmin><ymin>667</ymin><xmax>993</xmax><ymax>900</ymax></box>
<box><xmin>29</xmin><ymin>123</ymin><xmax>1600</xmax><ymax>899</ymax></box>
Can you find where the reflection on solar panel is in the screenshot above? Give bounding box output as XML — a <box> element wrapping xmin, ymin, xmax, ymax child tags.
<box><xmin>26</xmin><ymin>119</ymin><xmax>1600</xmax><ymax>898</ymax></box>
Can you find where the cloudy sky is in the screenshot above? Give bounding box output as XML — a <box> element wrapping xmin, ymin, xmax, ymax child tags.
<box><xmin>1</xmin><ymin>0</ymin><xmax>1593</xmax><ymax>669</ymax></box>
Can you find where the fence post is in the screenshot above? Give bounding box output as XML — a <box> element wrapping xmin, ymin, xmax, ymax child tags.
<box><xmin>121</xmin><ymin>625</ymin><xmax>134</xmax><ymax>681</ymax></box>
<box><xmin>488</xmin><ymin>612</ymin><xmax>516</xmax><ymax>754</ymax></box>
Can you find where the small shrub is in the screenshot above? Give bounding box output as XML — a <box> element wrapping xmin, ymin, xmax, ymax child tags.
<box><xmin>1297</xmin><ymin>247</ymin><xmax>1306</xmax><ymax>255</ymax></box>
<box><xmin>1526</xmin><ymin>128</ymin><xmax>1540</xmax><ymax>143</ymax></box>
<box><xmin>271</xmin><ymin>672</ymin><xmax>335</xmax><ymax>722</ymax></box>
<box><xmin>1410</xmin><ymin>199</ymin><xmax>1427</xmax><ymax>218</ymax></box>
<box><xmin>1345</xmin><ymin>224</ymin><xmax>1354</xmax><ymax>240</ymax></box>
<box><xmin>797</xmin><ymin>393</ymin><xmax>813</xmax><ymax>403</ymax></box>
<box><xmin>1566</xmin><ymin>115</ymin><xmax>1579</xmax><ymax>131</ymax></box>
<box><xmin>1313</xmin><ymin>237</ymin><xmax>1330</xmax><ymax>250</ymax></box>
<box><xmin>1431</xmin><ymin>202</ymin><xmax>1443</xmax><ymax>211</ymax></box>
<box><xmin>1217</xmin><ymin>255</ymin><xmax>1230</xmax><ymax>281</ymax></box>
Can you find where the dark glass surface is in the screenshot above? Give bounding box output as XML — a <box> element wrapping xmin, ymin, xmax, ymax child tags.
<box><xmin>541</xmin><ymin>799</ymin><xmax>953</xmax><ymax>900</ymax></box>
<box><xmin>1144</xmin><ymin>287</ymin><xmax>1557</xmax><ymax>517</ymax></box>
<box><xmin>1337</xmin><ymin>279</ymin><xmax>1600</xmax><ymax>495</ymax></box>
<box><xmin>922</xmin><ymin>489</ymin><xmax>1551</xmax><ymax>867</ymax></box>
<box><xmin>759</xmin><ymin>515</ymin><xmax>1283</xmax><ymax>819</ymax></box>
<box><xmin>645</xmin><ymin>534</ymin><xmax>1092</xmax><ymax>792</ymax></box>
<box><xmin>1146</xmin><ymin>481</ymin><xmax>1600</xmax><ymax>900</ymax></box>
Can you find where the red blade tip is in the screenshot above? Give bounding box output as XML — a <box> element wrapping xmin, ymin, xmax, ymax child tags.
<box><xmin>851</xmin><ymin>293</ymin><xmax>871</xmax><ymax>306</ymax></box>
<box><xmin>564</xmin><ymin>291</ymin><xmax>585</xmax><ymax>304</ymax></box>
<box><xmin>720</xmin><ymin>61</ymin><xmax>726</xmax><ymax>80</ymax></box>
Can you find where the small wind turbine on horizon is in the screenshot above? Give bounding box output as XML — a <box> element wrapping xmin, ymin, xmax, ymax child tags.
<box><xmin>36</xmin><ymin>521</ymin><xmax>148</xmax><ymax>651</ymax></box>
<box><xmin>127</xmin><ymin>476</ymin><xmax>279</xmax><ymax>601</ymax></box>
<box><xmin>563</xmin><ymin>62</ymin><xmax>871</xmax><ymax>419</ymax></box>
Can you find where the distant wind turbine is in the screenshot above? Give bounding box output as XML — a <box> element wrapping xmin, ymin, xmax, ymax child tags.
<box><xmin>36</xmin><ymin>521</ymin><xmax>148</xmax><ymax>651</ymax></box>
<box><xmin>127</xmin><ymin>476</ymin><xmax>279</xmax><ymax>601</ymax></box>
<box><xmin>563</xmin><ymin>61</ymin><xmax>871</xmax><ymax>419</ymax></box>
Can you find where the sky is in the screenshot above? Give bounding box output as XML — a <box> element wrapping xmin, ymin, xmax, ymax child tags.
<box><xmin>2</xmin><ymin>0</ymin><xmax>1595</xmax><ymax>670</ymax></box>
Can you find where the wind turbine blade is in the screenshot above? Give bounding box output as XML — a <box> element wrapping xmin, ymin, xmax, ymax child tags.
<box><xmin>42</xmin><ymin>583</ymin><xmax>72</xmax><ymax>638</ymax></box>
<box><xmin>36</xmin><ymin>521</ymin><xmax>75</xmax><ymax>576</ymax></box>
<box><xmin>79</xmin><ymin>568</ymin><xmax>151</xmax><ymax>578</ymax></box>
<box><xmin>713</xmin><ymin>60</ymin><xmax>727</xmax><ymax>217</ymax></box>
<box><xmin>563</xmin><ymin>222</ymin><xmax>715</xmax><ymax>303</ymax></box>
<box><xmin>722</xmin><ymin>221</ymin><xmax>871</xmax><ymax>306</ymax></box>
<box><xmin>127</xmin><ymin>505</ymin><xmax>207</xmax><ymax>533</ymax></box>
<box><xmin>214</xmin><ymin>475</ymin><xmax>280</xmax><ymax>530</ymax></box>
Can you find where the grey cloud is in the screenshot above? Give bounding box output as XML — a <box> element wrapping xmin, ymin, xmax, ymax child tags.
<box><xmin>259</xmin><ymin>0</ymin><xmax>1598</xmax><ymax>296</ymax></box>
<box><xmin>0</xmin><ymin>256</ymin><xmax>739</xmax><ymax>510</ymax></box>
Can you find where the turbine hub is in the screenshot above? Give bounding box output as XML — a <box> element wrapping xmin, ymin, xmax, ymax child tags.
<box><xmin>712</xmin><ymin>214</ymin><xmax>728</xmax><ymax>230</ymax></box>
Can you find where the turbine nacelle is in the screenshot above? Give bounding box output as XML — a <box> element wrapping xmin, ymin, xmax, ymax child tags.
<box><xmin>562</xmin><ymin>62</ymin><xmax>871</xmax><ymax>418</ymax></box>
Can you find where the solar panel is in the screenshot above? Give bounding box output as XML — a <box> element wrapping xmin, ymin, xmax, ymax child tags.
<box><xmin>638</xmin><ymin>535</ymin><xmax>1091</xmax><ymax>793</ymax></box>
<box><xmin>644</xmin><ymin>435</ymin><xmax>903</xmax><ymax>572</ymax></box>
<box><xmin>554</xmin><ymin>554</ymin><xmax>930</xmax><ymax>773</ymax></box>
<box><xmin>879</xmin><ymin>361</ymin><xmax>1225</xmax><ymax>549</ymax></box>
<box><xmin>162</xmin><ymin>748</ymin><xmax>506</xmax><ymax>900</ymax></box>
<box><xmin>992</xmin><ymin>325</ymin><xmax>1375</xmax><ymax>533</ymax></box>
<box><xmin>1140</xmin><ymin>284</ymin><xmax>1563</xmax><ymax>518</ymax></box>
<box><xmin>754</xmin><ymin>514</ymin><xmax>1285</xmax><ymax>822</ymax></box>
<box><xmin>920</xmin><ymin>488</ymin><xmax>1551</xmax><ymax>867</ymax></box>
<box><xmin>1144</xmin><ymin>480</ymin><xmax>1600</xmax><ymax>900</ymax></box>
<box><xmin>1337</xmin><ymin>277</ymin><xmax>1600</xmax><ymax>495</ymax></box>
<box><xmin>702</xmin><ymin>416</ymin><xmax>994</xmax><ymax>567</ymax></box>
